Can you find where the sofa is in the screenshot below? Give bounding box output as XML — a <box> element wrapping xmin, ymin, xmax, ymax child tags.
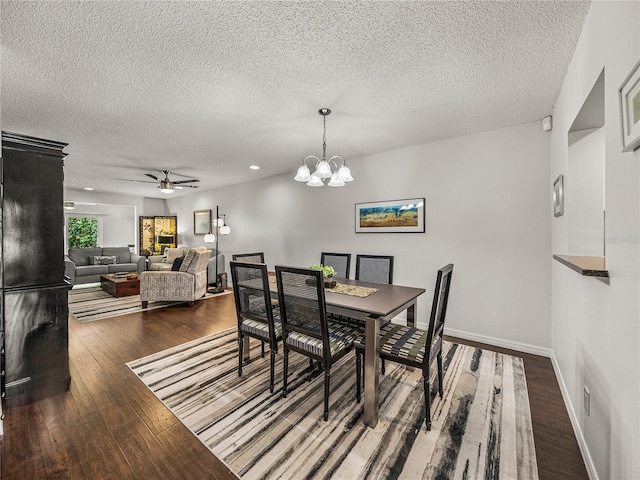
<box><xmin>147</xmin><ymin>247</ymin><xmax>226</xmax><ymax>286</ymax></box>
<box><xmin>140</xmin><ymin>247</ymin><xmax>211</xmax><ymax>307</ymax></box>
<box><xmin>65</xmin><ymin>246</ymin><xmax>145</xmax><ymax>286</ymax></box>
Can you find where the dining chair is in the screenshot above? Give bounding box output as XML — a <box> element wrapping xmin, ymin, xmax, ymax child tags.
<box><xmin>232</xmin><ymin>252</ymin><xmax>265</xmax><ymax>263</ymax></box>
<box><xmin>355</xmin><ymin>263</ymin><xmax>453</xmax><ymax>431</ymax></box>
<box><xmin>230</xmin><ymin>261</ymin><xmax>282</xmax><ymax>393</ymax></box>
<box><xmin>275</xmin><ymin>265</ymin><xmax>363</xmax><ymax>421</ymax></box>
<box><xmin>355</xmin><ymin>254</ymin><xmax>394</xmax><ymax>284</ymax></box>
<box><xmin>320</xmin><ymin>252</ymin><xmax>351</xmax><ymax>279</ymax></box>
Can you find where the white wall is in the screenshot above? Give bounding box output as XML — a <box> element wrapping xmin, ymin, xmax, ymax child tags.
<box><xmin>550</xmin><ymin>2</ymin><xmax>640</xmax><ymax>479</ymax></box>
<box><xmin>63</xmin><ymin>188</ymin><xmax>168</xmax><ymax>250</ymax></box>
<box><xmin>568</xmin><ymin>128</ymin><xmax>605</xmax><ymax>256</ymax></box>
<box><xmin>166</xmin><ymin>120</ymin><xmax>551</xmax><ymax>351</ymax></box>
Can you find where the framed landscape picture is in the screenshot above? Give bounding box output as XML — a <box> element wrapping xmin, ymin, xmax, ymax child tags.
<box><xmin>355</xmin><ymin>198</ymin><xmax>425</xmax><ymax>233</ymax></box>
<box><xmin>619</xmin><ymin>58</ymin><xmax>640</xmax><ymax>152</ymax></box>
<box><xmin>193</xmin><ymin>209</ymin><xmax>211</xmax><ymax>235</ymax></box>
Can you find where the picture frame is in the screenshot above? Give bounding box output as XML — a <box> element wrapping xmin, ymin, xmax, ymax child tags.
<box><xmin>619</xmin><ymin>58</ymin><xmax>640</xmax><ymax>152</ymax></box>
<box><xmin>355</xmin><ymin>198</ymin><xmax>425</xmax><ymax>233</ymax></box>
<box><xmin>553</xmin><ymin>175</ymin><xmax>564</xmax><ymax>217</ymax></box>
<box><xmin>193</xmin><ymin>209</ymin><xmax>211</xmax><ymax>235</ymax></box>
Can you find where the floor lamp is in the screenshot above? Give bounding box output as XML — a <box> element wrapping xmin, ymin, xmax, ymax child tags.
<box><xmin>204</xmin><ymin>206</ymin><xmax>230</xmax><ymax>294</ymax></box>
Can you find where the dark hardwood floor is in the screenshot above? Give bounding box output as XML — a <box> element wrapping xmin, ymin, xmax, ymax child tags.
<box><xmin>1</xmin><ymin>293</ymin><xmax>587</xmax><ymax>479</ymax></box>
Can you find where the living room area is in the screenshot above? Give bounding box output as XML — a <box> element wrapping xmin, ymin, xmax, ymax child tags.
<box><xmin>2</xmin><ymin>2</ymin><xmax>640</xmax><ymax>479</ymax></box>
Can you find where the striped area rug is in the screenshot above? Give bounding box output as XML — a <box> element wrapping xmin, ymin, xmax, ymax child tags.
<box><xmin>128</xmin><ymin>329</ymin><xmax>539</xmax><ymax>480</ymax></box>
<box><xmin>68</xmin><ymin>286</ymin><xmax>232</xmax><ymax>323</ymax></box>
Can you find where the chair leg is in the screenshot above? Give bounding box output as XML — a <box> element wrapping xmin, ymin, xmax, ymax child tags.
<box><xmin>283</xmin><ymin>348</ymin><xmax>289</xmax><ymax>398</ymax></box>
<box><xmin>356</xmin><ymin>349</ymin><xmax>362</xmax><ymax>404</ymax></box>
<box><xmin>269</xmin><ymin>349</ymin><xmax>276</xmax><ymax>393</ymax></box>
<box><xmin>324</xmin><ymin>370</ymin><xmax>330</xmax><ymax>421</ymax></box>
<box><xmin>261</xmin><ymin>341</ymin><xmax>265</xmax><ymax>358</ymax></box>
<box><xmin>188</xmin><ymin>300</ymin><xmax>194</xmax><ymax>307</ymax></box>
<box><xmin>142</xmin><ymin>301</ymin><xmax>148</xmax><ymax>308</ymax></box>
<box><xmin>424</xmin><ymin>374</ymin><xmax>431</xmax><ymax>431</ymax></box>
<box><xmin>238</xmin><ymin>335</ymin><xmax>243</xmax><ymax>377</ymax></box>
<box><xmin>382</xmin><ymin>358</ymin><xmax>386</xmax><ymax>375</ymax></box>
<box><xmin>437</xmin><ymin>352</ymin><xmax>444</xmax><ymax>398</ymax></box>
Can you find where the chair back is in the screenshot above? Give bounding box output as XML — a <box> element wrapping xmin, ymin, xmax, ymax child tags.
<box><xmin>230</xmin><ymin>261</ymin><xmax>278</xmax><ymax>345</ymax></box>
<box><xmin>320</xmin><ymin>252</ymin><xmax>351</xmax><ymax>279</ymax></box>
<box><xmin>355</xmin><ymin>254</ymin><xmax>394</xmax><ymax>284</ymax></box>
<box><xmin>275</xmin><ymin>265</ymin><xmax>329</xmax><ymax>361</ymax></box>
<box><xmin>180</xmin><ymin>247</ymin><xmax>211</xmax><ymax>274</ymax></box>
<box><xmin>232</xmin><ymin>252</ymin><xmax>265</xmax><ymax>263</ymax></box>
<box><xmin>424</xmin><ymin>263</ymin><xmax>454</xmax><ymax>366</ymax></box>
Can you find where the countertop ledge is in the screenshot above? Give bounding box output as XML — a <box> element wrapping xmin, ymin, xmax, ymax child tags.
<box><xmin>553</xmin><ymin>255</ymin><xmax>609</xmax><ymax>277</ymax></box>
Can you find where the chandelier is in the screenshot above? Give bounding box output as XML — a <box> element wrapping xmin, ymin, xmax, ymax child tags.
<box><xmin>294</xmin><ymin>108</ymin><xmax>354</xmax><ymax>187</ymax></box>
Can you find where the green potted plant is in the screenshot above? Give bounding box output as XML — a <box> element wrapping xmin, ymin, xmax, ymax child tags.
<box><xmin>309</xmin><ymin>265</ymin><xmax>337</xmax><ymax>287</ymax></box>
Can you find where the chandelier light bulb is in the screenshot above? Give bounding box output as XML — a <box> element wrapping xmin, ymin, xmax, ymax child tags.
<box><xmin>337</xmin><ymin>164</ymin><xmax>353</xmax><ymax>182</ymax></box>
<box><xmin>327</xmin><ymin>174</ymin><xmax>345</xmax><ymax>187</ymax></box>
<box><xmin>307</xmin><ymin>175</ymin><xmax>324</xmax><ymax>187</ymax></box>
<box><xmin>203</xmin><ymin>233</ymin><xmax>216</xmax><ymax>243</ymax></box>
<box><xmin>294</xmin><ymin>164</ymin><xmax>311</xmax><ymax>182</ymax></box>
<box><xmin>219</xmin><ymin>225</ymin><xmax>231</xmax><ymax>235</ymax></box>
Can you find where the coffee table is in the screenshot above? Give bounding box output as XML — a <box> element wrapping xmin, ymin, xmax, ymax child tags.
<box><xmin>100</xmin><ymin>273</ymin><xmax>140</xmax><ymax>297</ymax></box>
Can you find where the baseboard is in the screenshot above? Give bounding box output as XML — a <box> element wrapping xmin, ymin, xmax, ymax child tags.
<box><xmin>550</xmin><ymin>351</ymin><xmax>599</xmax><ymax>480</ymax></box>
<box><xmin>443</xmin><ymin>327</ymin><xmax>552</xmax><ymax>358</ymax></box>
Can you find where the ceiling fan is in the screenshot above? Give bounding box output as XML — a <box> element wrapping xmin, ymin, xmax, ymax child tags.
<box><xmin>119</xmin><ymin>170</ymin><xmax>200</xmax><ymax>193</ymax></box>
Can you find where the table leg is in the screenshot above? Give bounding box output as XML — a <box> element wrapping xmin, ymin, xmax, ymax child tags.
<box><xmin>406</xmin><ymin>302</ymin><xmax>416</xmax><ymax>328</ymax></box>
<box><xmin>364</xmin><ymin>316</ymin><xmax>381</xmax><ymax>428</ymax></box>
<box><xmin>243</xmin><ymin>336</ymin><xmax>251</xmax><ymax>361</ymax></box>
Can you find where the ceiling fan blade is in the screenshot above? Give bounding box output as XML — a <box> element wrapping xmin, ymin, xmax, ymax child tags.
<box><xmin>172</xmin><ymin>179</ymin><xmax>200</xmax><ymax>184</ymax></box>
<box><xmin>145</xmin><ymin>173</ymin><xmax>160</xmax><ymax>181</ymax></box>
<box><xmin>114</xmin><ymin>178</ymin><xmax>158</xmax><ymax>184</ymax></box>
<box><xmin>175</xmin><ymin>185</ymin><xmax>199</xmax><ymax>189</ymax></box>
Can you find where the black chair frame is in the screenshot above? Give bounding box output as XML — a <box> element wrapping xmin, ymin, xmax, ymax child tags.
<box><xmin>232</xmin><ymin>252</ymin><xmax>265</xmax><ymax>263</ymax></box>
<box><xmin>230</xmin><ymin>261</ymin><xmax>280</xmax><ymax>393</ymax></box>
<box><xmin>355</xmin><ymin>254</ymin><xmax>394</xmax><ymax>284</ymax></box>
<box><xmin>356</xmin><ymin>263</ymin><xmax>453</xmax><ymax>430</ymax></box>
<box><xmin>320</xmin><ymin>252</ymin><xmax>352</xmax><ymax>279</ymax></box>
<box><xmin>275</xmin><ymin>265</ymin><xmax>357</xmax><ymax>421</ymax></box>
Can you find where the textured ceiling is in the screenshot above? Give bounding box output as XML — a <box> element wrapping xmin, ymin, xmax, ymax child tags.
<box><xmin>1</xmin><ymin>1</ymin><xmax>590</xmax><ymax>198</ymax></box>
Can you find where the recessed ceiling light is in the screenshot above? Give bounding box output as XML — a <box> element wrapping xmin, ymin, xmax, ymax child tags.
<box><xmin>249</xmin><ymin>165</ymin><xmax>260</xmax><ymax>170</ymax></box>
<box><xmin>84</xmin><ymin>187</ymin><xmax>94</xmax><ymax>190</ymax></box>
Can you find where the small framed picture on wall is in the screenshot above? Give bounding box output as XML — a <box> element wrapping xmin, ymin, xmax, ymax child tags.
<box><xmin>194</xmin><ymin>209</ymin><xmax>211</xmax><ymax>235</ymax></box>
<box><xmin>619</xmin><ymin>58</ymin><xmax>640</xmax><ymax>152</ymax></box>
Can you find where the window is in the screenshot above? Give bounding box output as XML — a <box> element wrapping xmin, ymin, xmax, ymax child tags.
<box><xmin>66</xmin><ymin>216</ymin><xmax>99</xmax><ymax>249</ymax></box>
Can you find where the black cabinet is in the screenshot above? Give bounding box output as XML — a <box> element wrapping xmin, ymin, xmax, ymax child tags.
<box><xmin>1</xmin><ymin>132</ymin><xmax>71</xmax><ymax>400</ymax></box>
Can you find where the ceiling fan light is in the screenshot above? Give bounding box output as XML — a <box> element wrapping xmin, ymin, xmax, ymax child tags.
<box><xmin>307</xmin><ymin>175</ymin><xmax>324</xmax><ymax>187</ymax></box>
<box><xmin>294</xmin><ymin>164</ymin><xmax>311</xmax><ymax>182</ymax></box>
<box><xmin>337</xmin><ymin>165</ymin><xmax>353</xmax><ymax>182</ymax></box>
<box><xmin>160</xmin><ymin>180</ymin><xmax>174</xmax><ymax>193</ymax></box>
<box><xmin>203</xmin><ymin>233</ymin><xmax>216</xmax><ymax>243</ymax></box>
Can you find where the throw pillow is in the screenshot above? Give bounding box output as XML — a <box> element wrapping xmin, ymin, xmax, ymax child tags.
<box><xmin>91</xmin><ymin>255</ymin><xmax>117</xmax><ymax>265</ymax></box>
<box><xmin>171</xmin><ymin>256</ymin><xmax>185</xmax><ymax>271</ymax></box>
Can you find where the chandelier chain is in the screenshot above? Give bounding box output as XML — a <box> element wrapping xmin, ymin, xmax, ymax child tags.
<box><xmin>322</xmin><ymin>114</ymin><xmax>327</xmax><ymax>161</ymax></box>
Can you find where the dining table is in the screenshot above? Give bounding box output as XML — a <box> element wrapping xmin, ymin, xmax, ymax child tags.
<box><xmin>257</xmin><ymin>273</ymin><xmax>426</xmax><ymax>428</ymax></box>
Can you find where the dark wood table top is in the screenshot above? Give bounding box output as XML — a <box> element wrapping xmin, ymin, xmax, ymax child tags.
<box><xmin>265</xmin><ymin>275</ymin><xmax>425</xmax><ymax>318</ymax></box>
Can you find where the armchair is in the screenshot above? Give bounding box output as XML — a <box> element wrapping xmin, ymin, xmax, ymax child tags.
<box><xmin>140</xmin><ymin>247</ymin><xmax>211</xmax><ymax>307</ymax></box>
